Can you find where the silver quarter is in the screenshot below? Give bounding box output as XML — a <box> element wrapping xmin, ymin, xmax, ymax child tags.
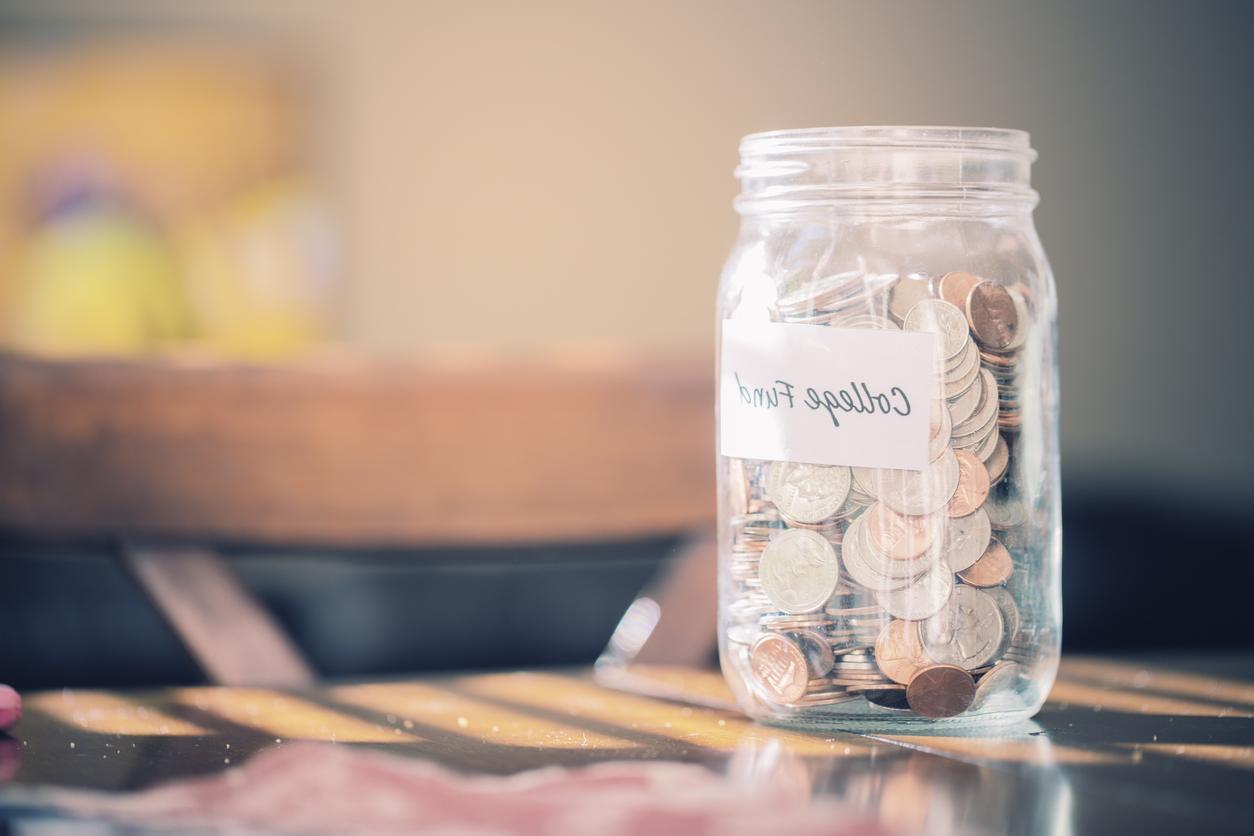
<box><xmin>759</xmin><ymin>528</ymin><xmax>840</xmax><ymax>614</ymax></box>
<box><xmin>905</xmin><ymin>299</ymin><xmax>970</xmax><ymax>360</ymax></box>
<box><xmin>920</xmin><ymin>585</ymin><xmax>1005</xmax><ymax>670</ymax></box>
<box><xmin>937</xmin><ymin>507</ymin><xmax>991</xmax><ymax>572</ymax></box>
<box><xmin>765</xmin><ymin>462</ymin><xmax>852</xmax><ymax>524</ymax></box>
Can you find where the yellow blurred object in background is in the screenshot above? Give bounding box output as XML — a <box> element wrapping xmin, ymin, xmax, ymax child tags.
<box><xmin>4</xmin><ymin>208</ymin><xmax>191</xmax><ymax>356</ymax></box>
<box><xmin>179</xmin><ymin>178</ymin><xmax>339</xmax><ymax>358</ymax></box>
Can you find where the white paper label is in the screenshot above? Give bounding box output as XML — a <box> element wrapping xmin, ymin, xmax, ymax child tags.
<box><xmin>719</xmin><ymin>320</ymin><xmax>935</xmax><ymax>471</ymax></box>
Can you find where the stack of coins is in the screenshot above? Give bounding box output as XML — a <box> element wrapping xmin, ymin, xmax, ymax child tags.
<box><xmin>729</xmin><ymin>270</ymin><xmax>1031</xmax><ymax>719</ymax></box>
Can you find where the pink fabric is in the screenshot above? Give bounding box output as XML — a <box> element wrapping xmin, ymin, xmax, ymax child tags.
<box><xmin>26</xmin><ymin>743</ymin><xmax>897</xmax><ymax>835</ymax></box>
<box><xmin>0</xmin><ymin>685</ymin><xmax>20</xmax><ymax>732</ymax></box>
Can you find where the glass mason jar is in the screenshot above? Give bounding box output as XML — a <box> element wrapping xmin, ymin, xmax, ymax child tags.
<box><xmin>716</xmin><ymin>127</ymin><xmax>1060</xmax><ymax>730</ymax></box>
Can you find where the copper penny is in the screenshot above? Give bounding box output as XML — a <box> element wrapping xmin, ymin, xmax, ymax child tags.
<box><xmin>749</xmin><ymin>633</ymin><xmax>810</xmax><ymax>703</ymax></box>
<box><xmin>938</xmin><ymin>271</ymin><xmax>982</xmax><ymax>310</ymax></box>
<box><xmin>865</xmin><ymin>502</ymin><xmax>936</xmax><ymax>560</ymax></box>
<box><xmin>874</xmin><ymin>619</ymin><xmax>930</xmax><ymax>684</ymax></box>
<box><xmin>906</xmin><ymin>664</ymin><xmax>976</xmax><ymax>718</ymax></box>
<box><xmin>966</xmin><ymin>281</ymin><xmax>1020</xmax><ymax>350</ymax></box>
<box><xmin>945</xmin><ymin>450</ymin><xmax>991</xmax><ymax>517</ymax></box>
<box><xmin>957</xmin><ymin>539</ymin><xmax>1014</xmax><ymax>587</ymax></box>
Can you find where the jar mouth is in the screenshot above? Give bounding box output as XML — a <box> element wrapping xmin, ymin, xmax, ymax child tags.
<box><xmin>736</xmin><ymin>125</ymin><xmax>1038</xmax><ymax>214</ymax></box>
<box><xmin>739</xmin><ymin>126</ymin><xmax>1035</xmax><ymax>158</ymax></box>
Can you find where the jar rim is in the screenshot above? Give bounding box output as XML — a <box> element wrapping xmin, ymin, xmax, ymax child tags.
<box><xmin>740</xmin><ymin>125</ymin><xmax>1035</xmax><ymax>160</ymax></box>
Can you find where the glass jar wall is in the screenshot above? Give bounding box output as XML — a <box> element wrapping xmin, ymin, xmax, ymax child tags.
<box><xmin>716</xmin><ymin>127</ymin><xmax>1060</xmax><ymax>730</ymax></box>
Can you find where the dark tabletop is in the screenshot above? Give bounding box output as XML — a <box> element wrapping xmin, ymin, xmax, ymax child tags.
<box><xmin>1</xmin><ymin>654</ymin><xmax>1251</xmax><ymax>834</ymax></box>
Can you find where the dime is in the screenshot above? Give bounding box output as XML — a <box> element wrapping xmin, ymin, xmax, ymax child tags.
<box><xmin>943</xmin><ymin>350</ymin><xmax>981</xmax><ymax>399</ymax></box>
<box><xmin>945</xmin><ymin>450</ymin><xmax>991</xmax><ymax>517</ymax></box>
<box><xmin>793</xmin><ymin>629</ymin><xmax>835</xmax><ymax>676</ymax></box>
<box><xmin>938</xmin><ymin>271</ymin><xmax>983</xmax><ymax>310</ymax></box>
<box><xmin>957</xmin><ymin>539</ymin><xmax>1014</xmax><ymax>587</ymax></box>
<box><xmin>920</xmin><ymin>585</ymin><xmax>1005</xmax><ymax>670</ymax></box>
<box><xmin>970</xmin><ymin>661</ymin><xmax>1022</xmax><ymax>711</ymax></box>
<box><xmin>874</xmin><ymin>619</ymin><xmax>930</xmax><ymax>684</ymax></box>
<box><xmin>876</xmin><ymin>565</ymin><xmax>953</xmax><ymax>620</ymax></box>
<box><xmin>975</xmin><ymin>425</ymin><xmax>1001</xmax><ymax>462</ymax></box>
<box><xmin>966</xmin><ymin>281</ymin><xmax>1020</xmax><ymax>350</ymax></box>
<box><xmin>888</xmin><ymin>275</ymin><xmax>932</xmax><ymax>323</ymax></box>
<box><xmin>765</xmin><ymin>462</ymin><xmax>852</xmax><ymax>524</ymax></box>
<box><xmin>952</xmin><ymin>370</ymin><xmax>998</xmax><ymax>438</ymax></box>
<box><xmin>878</xmin><ymin>448</ymin><xmax>960</xmax><ymax>516</ymax></box>
<box><xmin>906</xmin><ymin>665</ymin><xmax>976</xmax><ymax>718</ymax></box>
<box><xmin>946</xmin><ymin>377</ymin><xmax>982</xmax><ymax>426</ymax></box>
<box><xmin>864</xmin><ymin>502</ymin><xmax>936</xmax><ymax>560</ymax></box>
<box><xmin>749</xmin><ymin>633</ymin><xmax>810</xmax><ymax>704</ymax></box>
<box><xmin>936</xmin><ymin>507</ymin><xmax>991</xmax><ymax>572</ymax></box>
<box><xmin>759</xmin><ymin>529</ymin><xmax>840</xmax><ymax>614</ymax></box>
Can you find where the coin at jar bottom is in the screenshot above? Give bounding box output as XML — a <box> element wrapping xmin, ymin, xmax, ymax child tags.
<box><xmin>793</xmin><ymin>629</ymin><xmax>835</xmax><ymax>676</ymax></box>
<box><xmin>906</xmin><ymin>665</ymin><xmax>977</xmax><ymax>718</ymax></box>
<box><xmin>749</xmin><ymin>633</ymin><xmax>810</xmax><ymax>704</ymax></box>
<box><xmin>920</xmin><ymin>585</ymin><xmax>1005</xmax><ymax>671</ymax></box>
<box><xmin>970</xmin><ymin>661</ymin><xmax>1023</xmax><ymax>711</ymax></box>
<box><xmin>864</xmin><ymin>688</ymin><xmax>913</xmax><ymax>711</ymax></box>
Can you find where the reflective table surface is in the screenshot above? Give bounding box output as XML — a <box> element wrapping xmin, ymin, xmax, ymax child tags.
<box><xmin>1</xmin><ymin>655</ymin><xmax>1251</xmax><ymax>834</ymax></box>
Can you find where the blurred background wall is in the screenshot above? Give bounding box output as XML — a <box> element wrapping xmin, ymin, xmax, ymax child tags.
<box><xmin>1</xmin><ymin>1</ymin><xmax>1251</xmax><ymax>687</ymax></box>
<box><xmin>2</xmin><ymin>0</ymin><xmax>1250</xmax><ymax>507</ymax></box>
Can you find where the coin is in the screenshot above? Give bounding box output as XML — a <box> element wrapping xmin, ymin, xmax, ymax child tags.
<box><xmin>952</xmin><ymin>369</ymin><xmax>998</xmax><ymax>437</ymax></box>
<box><xmin>793</xmin><ymin>629</ymin><xmax>836</xmax><ymax>676</ymax></box>
<box><xmin>937</xmin><ymin>271</ymin><xmax>981</xmax><ymax>310</ymax></box>
<box><xmin>935</xmin><ymin>507</ymin><xmax>990</xmax><ymax>573</ymax></box>
<box><xmin>759</xmin><ymin>529</ymin><xmax>840</xmax><ymax>614</ymax></box>
<box><xmin>984</xmin><ymin>585</ymin><xmax>1021</xmax><ymax>641</ymax></box>
<box><xmin>966</xmin><ymin>281</ymin><xmax>1020</xmax><ymax>350</ymax></box>
<box><xmin>841</xmin><ymin>515</ymin><xmax>916</xmax><ymax>591</ymax></box>
<box><xmin>975</xmin><ymin>425</ymin><xmax>1001</xmax><ymax>462</ymax></box>
<box><xmin>970</xmin><ymin>661</ymin><xmax>1022</xmax><ymax>711</ymax></box>
<box><xmin>874</xmin><ymin>619</ymin><xmax>930</xmax><ymax>684</ymax></box>
<box><xmin>749</xmin><ymin>633</ymin><xmax>810</xmax><ymax>704</ymax></box>
<box><xmin>906</xmin><ymin>665</ymin><xmax>976</xmax><ymax>718</ymax></box>
<box><xmin>864</xmin><ymin>502</ymin><xmax>936</xmax><ymax>560</ymax></box>
<box><xmin>904</xmin><ymin>299</ymin><xmax>969</xmax><ymax>360</ymax></box>
<box><xmin>878</xmin><ymin>448</ymin><xmax>960</xmax><ymax>516</ymax></box>
<box><xmin>983</xmin><ymin>491</ymin><xmax>1027</xmax><ymax>529</ymax></box>
<box><xmin>957</xmin><ymin>539</ymin><xmax>1014</xmax><ymax>587</ymax></box>
<box><xmin>876</xmin><ymin>565</ymin><xmax>952</xmax><ymax>620</ymax></box>
<box><xmin>765</xmin><ymin>462</ymin><xmax>852</xmax><ymax>524</ymax></box>
<box><xmin>920</xmin><ymin>585</ymin><xmax>1005</xmax><ymax>670</ymax></box>
<box><xmin>945</xmin><ymin>450</ymin><xmax>991</xmax><ymax>517</ymax></box>
<box><xmin>946</xmin><ymin>377</ymin><xmax>982</xmax><ymax>426</ymax></box>
<box><xmin>929</xmin><ymin>400</ymin><xmax>953</xmax><ymax>461</ymax></box>
<box><xmin>888</xmin><ymin>275</ymin><xmax>932</xmax><ymax>323</ymax></box>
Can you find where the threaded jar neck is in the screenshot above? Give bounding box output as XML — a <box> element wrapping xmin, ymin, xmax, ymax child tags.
<box><xmin>735</xmin><ymin>126</ymin><xmax>1038</xmax><ymax>216</ymax></box>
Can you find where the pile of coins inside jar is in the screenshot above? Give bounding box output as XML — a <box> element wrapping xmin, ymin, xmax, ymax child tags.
<box><xmin>726</xmin><ymin>271</ymin><xmax>1033</xmax><ymax>719</ymax></box>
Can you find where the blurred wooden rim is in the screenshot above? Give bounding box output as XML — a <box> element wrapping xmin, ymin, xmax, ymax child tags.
<box><xmin>0</xmin><ymin>348</ymin><xmax>715</xmax><ymax>548</ymax></box>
